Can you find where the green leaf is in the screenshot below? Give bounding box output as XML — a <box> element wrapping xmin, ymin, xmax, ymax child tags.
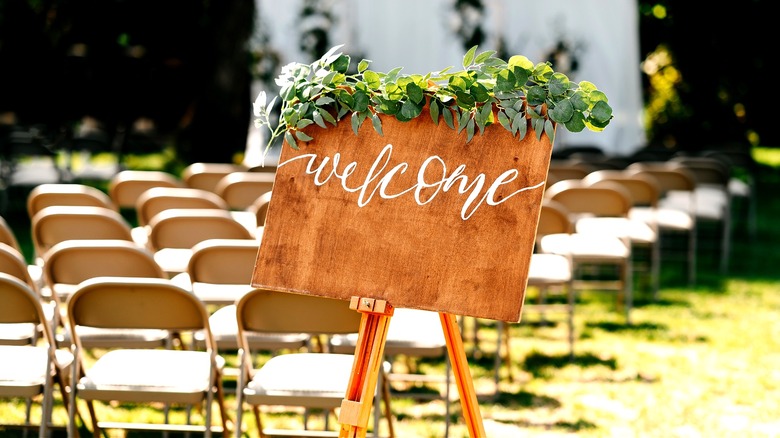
<box><xmin>284</xmin><ymin>131</ymin><xmax>298</xmax><ymax>150</ymax></box>
<box><xmin>463</xmin><ymin>45</ymin><xmax>478</xmax><ymax>68</ymax></box>
<box><xmin>315</xmin><ymin>96</ymin><xmax>335</xmax><ymax>107</ymax></box>
<box><xmin>457</xmin><ymin>110</ymin><xmax>470</xmax><ymax>134</ymax></box>
<box><xmin>332</xmin><ymin>54</ymin><xmax>351</xmax><ymax>73</ymax></box>
<box><xmin>406</xmin><ymin>82</ymin><xmax>424</xmax><ymax>104</ymax></box>
<box><xmin>526</xmin><ymin>86</ymin><xmax>547</xmax><ymax>106</ymax></box>
<box><xmin>510</xmin><ymin>112</ymin><xmax>524</xmax><ymax>134</ymax></box>
<box><xmin>320</xmin><ymin>109</ymin><xmax>337</xmax><ymax>125</ymax></box>
<box><xmin>363</xmin><ymin>70</ymin><xmax>381</xmax><ymax>89</ymax></box>
<box><xmin>442</xmin><ymin>106</ymin><xmax>455</xmax><ymax>129</ymax></box>
<box><xmin>590</xmin><ymin>100</ymin><xmax>613</xmax><ymax>124</ymax></box>
<box><xmin>474</xmin><ymin>50</ymin><xmax>497</xmax><ymax>64</ymax></box>
<box><xmin>430</xmin><ymin>100</ymin><xmax>440</xmax><ymax>125</ymax></box>
<box><xmin>455</xmin><ymin>90</ymin><xmax>475</xmax><ymax>109</ymax></box>
<box><xmin>357</xmin><ymin>59</ymin><xmax>370</xmax><ymax>73</ymax></box>
<box><xmin>351</xmin><ymin>111</ymin><xmax>363</xmax><ymax>135</ymax></box>
<box><xmin>466</xmin><ymin>118</ymin><xmax>475</xmax><ymax>143</ymax></box>
<box><xmin>549</xmin><ymin>99</ymin><xmax>574</xmax><ymax>123</ymax></box>
<box><xmin>564</xmin><ymin>112</ymin><xmax>586</xmax><ymax>132</ymax></box>
<box><xmin>533</xmin><ymin>118</ymin><xmax>545</xmax><ymax>140</ymax></box>
<box><xmin>312</xmin><ymin>110</ymin><xmax>326</xmax><ymax>128</ymax></box>
<box><xmin>497</xmin><ymin>110</ymin><xmax>511</xmax><ymax>131</ymax></box>
<box><xmin>321</xmin><ymin>70</ymin><xmax>338</xmax><ymax>86</ymax></box>
<box><xmin>375</xmin><ymin>97</ymin><xmax>400</xmax><ymax>115</ymax></box>
<box><xmin>516</xmin><ymin>115</ymin><xmax>528</xmax><ymax>139</ymax></box>
<box><xmin>296</xmin><ymin>119</ymin><xmax>314</xmax><ymax>129</ymax></box>
<box><xmin>398</xmin><ymin>99</ymin><xmax>423</xmax><ymax>121</ymax></box>
<box><xmin>548</xmin><ymin>72</ymin><xmax>570</xmax><ymax>97</ymax></box>
<box><xmin>470</xmin><ymin>82</ymin><xmax>490</xmax><ymax>103</ymax></box>
<box><xmin>295</xmin><ymin>130</ymin><xmax>314</xmax><ymax>142</ymax></box>
<box><xmin>544</xmin><ymin>119</ymin><xmax>555</xmax><ymax>142</ymax></box>
<box><xmin>353</xmin><ymin>90</ymin><xmax>370</xmax><ymax>112</ymax></box>
<box><xmin>371</xmin><ymin>113</ymin><xmax>383</xmax><ymax>136</ymax></box>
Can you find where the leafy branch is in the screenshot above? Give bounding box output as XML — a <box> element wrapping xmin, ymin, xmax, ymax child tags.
<box><xmin>254</xmin><ymin>44</ymin><xmax>613</xmax><ymax>155</ymax></box>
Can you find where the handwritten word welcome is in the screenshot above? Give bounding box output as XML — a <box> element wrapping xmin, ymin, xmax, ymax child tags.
<box><xmin>279</xmin><ymin>144</ymin><xmax>545</xmax><ymax>220</ymax></box>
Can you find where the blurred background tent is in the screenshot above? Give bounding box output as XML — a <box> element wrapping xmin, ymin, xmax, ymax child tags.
<box><xmin>247</xmin><ymin>0</ymin><xmax>645</xmax><ymax>166</ymax></box>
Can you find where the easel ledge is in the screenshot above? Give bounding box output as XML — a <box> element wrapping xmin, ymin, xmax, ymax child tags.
<box><xmin>338</xmin><ymin>297</ymin><xmax>486</xmax><ymax>438</ymax></box>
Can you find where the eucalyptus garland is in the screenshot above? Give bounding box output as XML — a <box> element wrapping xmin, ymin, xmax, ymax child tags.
<box><xmin>253</xmin><ymin>44</ymin><xmax>613</xmax><ymax>155</ymax></box>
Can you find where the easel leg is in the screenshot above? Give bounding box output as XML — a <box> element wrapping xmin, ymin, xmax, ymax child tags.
<box><xmin>440</xmin><ymin>313</ymin><xmax>486</xmax><ymax>438</ymax></box>
<box><xmin>339</xmin><ymin>297</ymin><xmax>394</xmax><ymax>438</ymax></box>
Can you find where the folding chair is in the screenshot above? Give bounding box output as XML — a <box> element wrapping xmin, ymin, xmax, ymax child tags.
<box><xmin>0</xmin><ymin>214</ymin><xmax>42</xmax><ymax>288</ymax></box>
<box><xmin>30</xmin><ymin>205</ymin><xmax>138</xmax><ymax>264</ymax></box>
<box><xmin>215</xmin><ymin>171</ymin><xmax>275</xmax><ymax>210</ymax></box>
<box><xmin>146</xmin><ymin>208</ymin><xmax>255</xmax><ymax>275</ymax></box>
<box><xmin>234</xmin><ymin>289</ymin><xmax>392</xmax><ymax>437</ymax></box>
<box><xmin>182</xmin><ymin>162</ymin><xmax>248</xmax><ymax>193</ymax></box>
<box><xmin>539</xmin><ymin>186</ymin><xmax>634</xmax><ymax>324</ymax></box>
<box><xmin>668</xmin><ymin>156</ymin><xmax>733</xmax><ymax>273</ymax></box>
<box><xmin>108</xmin><ymin>169</ymin><xmax>185</xmax><ymax>225</ymax></box>
<box><xmin>625</xmin><ymin>163</ymin><xmax>698</xmax><ymax>285</ymax></box>
<box><xmin>0</xmin><ymin>242</ymin><xmax>52</xmax><ymax>346</ymax></box>
<box><xmin>0</xmin><ymin>272</ymin><xmax>73</xmax><ymax>436</ymax></box>
<box><xmin>26</xmin><ymin>182</ymin><xmax>116</xmax><ymax>220</ymax></box>
<box><xmin>583</xmin><ymin>169</ymin><xmax>663</xmax><ymax>299</ymax></box>
<box><xmin>66</xmin><ymin>276</ymin><xmax>228</xmax><ymax>437</ymax></box>
<box><xmin>41</xmin><ymin>239</ymin><xmax>171</xmax><ymax>349</ymax></box>
<box><xmin>134</xmin><ymin>186</ymin><xmax>244</xmax><ymax>242</ymax></box>
<box><xmin>495</xmin><ymin>200</ymin><xmax>576</xmax><ymax>386</ymax></box>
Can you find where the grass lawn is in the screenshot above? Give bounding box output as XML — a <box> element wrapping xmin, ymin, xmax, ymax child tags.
<box><xmin>1</xmin><ymin>148</ymin><xmax>779</xmax><ymax>437</ymax></box>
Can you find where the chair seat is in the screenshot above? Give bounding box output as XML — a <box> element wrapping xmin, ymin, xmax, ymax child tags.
<box><xmin>330</xmin><ymin>308</ymin><xmax>447</xmax><ymax>357</ymax></box>
<box><xmin>191</xmin><ymin>283</ymin><xmax>255</xmax><ymax>306</ymax></box>
<box><xmin>77</xmin><ymin>349</ymin><xmax>224</xmax><ymax>404</ymax></box>
<box><xmin>0</xmin><ymin>346</ymin><xmax>73</xmax><ymax>398</ymax></box>
<box><xmin>0</xmin><ymin>323</ymin><xmax>37</xmax><ymax>345</ymax></box>
<box><xmin>576</xmin><ymin>217</ymin><xmax>656</xmax><ymax>244</ymax></box>
<box><xmin>661</xmin><ymin>188</ymin><xmax>727</xmax><ymax>220</ymax></box>
<box><xmin>629</xmin><ymin>206</ymin><xmax>694</xmax><ymax>231</ymax></box>
<box><xmin>153</xmin><ymin>248</ymin><xmax>194</xmax><ymax>275</ymax></box>
<box><xmin>62</xmin><ymin>327</ymin><xmax>170</xmax><ymax>349</ymax></box>
<box><xmin>527</xmin><ymin>253</ymin><xmax>572</xmax><ymax>285</ymax></box>
<box><xmin>243</xmin><ymin>353</ymin><xmax>355</xmax><ymax>408</ymax></box>
<box><xmin>195</xmin><ymin>305</ymin><xmax>309</xmax><ymax>351</ymax></box>
<box><xmin>539</xmin><ymin>233</ymin><xmax>630</xmax><ymax>261</ymax></box>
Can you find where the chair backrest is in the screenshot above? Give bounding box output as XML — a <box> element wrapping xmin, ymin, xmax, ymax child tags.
<box><xmin>547</xmin><ymin>159</ymin><xmax>593</xmax><ymax>182</ymax></box>
<box><xmin>236</xmin><ymin>289</ymin><xmax>361</xmax><ymax>335</ymax></box>
<box><xmin>0</xmin><ymin>242</ymin><xmax>38</xmax><ymax>291</ymax></box>
<box><xmin>583</xmin><ymin>169</ymin><xmax>660</xmax><ymax>208</ymax></box>
<box><xmin>536</xmin><ymin>200</ymin><xmax>573</xmax><ymax>239</ymax></box>
<box><xmin>108</xmin><ymin>169</ymin><xmax>185</xmax><ymax>209</ymax></box>
<box><xmin>135</xmin><ymin>186</ymin><xmax>229</xmax><ymax>227</ymax></box>
<box><xmin>248</xmin><ymin>190</ymin><xmax>273</xmax><ymax>227</ymax></box>
<box><xmin>188</xmin><ymin>238</ymin><xmax>260</xmax><ymax>285</ymax></box>
<box><xmin>30</xmin><ymin>205</ymin><xmax>134</xmax><ymax>257</ymax></box>
<box><xmin>182</xmin><ymin>162</ymin><xmax>248</xmax><ymax>193</ymax></box>
<box><xmin>624</xmin><ymin>162</ymin><xmax>698</xmax><ymax>196</ymax></box>
<box><xmin>67</xmin><ymin>276</ymin><xmax>215</xmax><ymax>351</ymax></box>
<box><xmin>545</xmin><ymin>179</ymin><xmax>633</xmax><ymax>219</ymax></box>
<box><xmin>0</xmin><ymin>272</ymin><xmax>56</xmax><ymax>346</ymax></box>
<box><xmin>214</xmin><ymin>171</ymin><xmax>275</xmax><ymax>210</ymax></box>
<box><xmin>0</xmin><ymin>215</ymin><xmax>21</xmax><ymax>253</ymax></box>
<box><xmin>27</xmin><ymin>183</ymin><xmax>116</xmax><ymax>219</ymax></box>
<box><xmin>668</xmin><ymin>156</ymin><xmax>731</xmax><ymax>188</ymax></box>
<box><xmin>42</xmin><ymin>239</ymin><xmax>165</xmax><ymax>293</ymax></box>
<box><xmin>147</xmin><ymin>208</ymin><xmax>254</xmax><ymax>250</ymax></box>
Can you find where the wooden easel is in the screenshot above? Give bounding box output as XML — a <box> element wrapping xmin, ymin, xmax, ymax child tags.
<box><xmin>338</xmin><ymin>297</ymin><xmax>486</xmax><ymax>438</ymax></box>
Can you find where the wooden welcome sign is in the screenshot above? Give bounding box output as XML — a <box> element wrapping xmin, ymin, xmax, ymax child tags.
<box><xmin>252</xmin><ymin>112</ymin><xmax>553</xmax><ymax>322</ymax></box>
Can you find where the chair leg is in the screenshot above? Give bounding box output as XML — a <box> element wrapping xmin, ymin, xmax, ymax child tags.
<box><xmin>252</xmin><ymin>406</ymin><xmax>264</xmax><ymax>438</ymax></box>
